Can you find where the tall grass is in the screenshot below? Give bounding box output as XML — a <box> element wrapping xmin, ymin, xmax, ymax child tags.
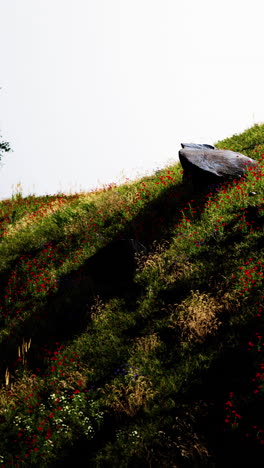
<box><xmin>0</xmin><ymin>123</ymin><xmax>263</xmax><ymax>466</ymax></box>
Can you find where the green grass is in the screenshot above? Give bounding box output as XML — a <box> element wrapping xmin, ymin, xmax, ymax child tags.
<box><xmin>0</xmin><ymin>122</ymin><xmax>264</xmax><ymax>467</ymax></box>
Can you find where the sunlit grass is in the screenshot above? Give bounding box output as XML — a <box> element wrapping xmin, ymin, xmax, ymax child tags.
<box><xmin>0</xmin><ymin>123</ymin><xmax>264</xmax><ymax>466</ymax></box>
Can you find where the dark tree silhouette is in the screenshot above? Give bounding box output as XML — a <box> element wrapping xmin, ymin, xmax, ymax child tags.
<box><xmin>0</xmin><ymin>87</ymin><xmax>13</xmax><ymax>167</ymax></box>
<box><xmin>0</xmin><ymin>136</ymin><xmax>12</xmax><ymax>163</ymax></box>
<box><xmin>0</xmin><ymin>132</ymin><xmax>12</xmax><ymax>171</ymax></box>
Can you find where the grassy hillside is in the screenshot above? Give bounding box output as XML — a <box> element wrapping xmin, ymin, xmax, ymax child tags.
<box><xmin>0</xmin><ymin>123</ymin><xmax>264</xmax><ymax>467</ymax></box>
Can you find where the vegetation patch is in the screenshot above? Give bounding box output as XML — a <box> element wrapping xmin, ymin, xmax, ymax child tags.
<box><xmin>0</xmin><ymin>123</ymin><xmax>263</xmax><ymax>466</ymax></box>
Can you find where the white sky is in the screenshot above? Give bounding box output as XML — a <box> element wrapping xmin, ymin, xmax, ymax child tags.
<box><xmin>0</xmin><ymin>0</ymin><xmax>264</xmax><ymax>201</ymax></box>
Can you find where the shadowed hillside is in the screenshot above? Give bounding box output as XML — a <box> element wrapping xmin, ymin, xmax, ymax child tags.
<box><xmin>0</xmin><ymin>123</ymin><xmax>264</xmax><ymax>467</ymax></box>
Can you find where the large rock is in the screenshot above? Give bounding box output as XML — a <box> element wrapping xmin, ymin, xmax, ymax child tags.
<box><xmin>179</xmin><ymin>143</ymin><xmax>258</xmax><ymax>191</ymax></box>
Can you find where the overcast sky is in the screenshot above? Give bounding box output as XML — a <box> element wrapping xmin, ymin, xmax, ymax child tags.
<box><xmin>0</xmin><ymin>0</ymin><xmax>263</xmax><ymax>202</ymax></box>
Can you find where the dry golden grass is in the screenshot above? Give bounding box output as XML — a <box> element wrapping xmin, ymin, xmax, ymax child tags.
<box><xmin>134</xmin><ymin>240</ymin><xmax>197</xmax><ymax>292</ymax></box>
<box><xmin>0</xmin><ymin>366</ymin><xmax>90</xmax><ymax>417</ymax></box>
<box><xmin>90</xmin><ymin>295</ymin><xmax>110</xmax><ymax>323</ymax></box>
<box><xmin>0</xmin><ymin>372</ymin><xmax>45</xmax><ymax>415</ymax></box>
<box><xmin>132</xmin><ymin>333</ymin><xmax>161</xmax><ymax>355</ymax></box>
<box><xmin>57</xmin><ymin>369</ymin><xmax>89</xmax><ymax>392</ymax></box>
<box><xmin>101</xmin><ymin>375</ymin><xmax>157</xmax><ymax>417</ymax></box>
<box><xmin>134</xmin><ymin>239</ymin><xmax>172</xmax><ymax>283</ymax></box>
<box><xmin>167</xmin><ymin>290</ymin><xmax>223</xmax><ymax>345</ymax></box>
<box><xmin>171</xmin><ymin>408</ymin><xmax>212</xmax><ymax>463</ymax></box>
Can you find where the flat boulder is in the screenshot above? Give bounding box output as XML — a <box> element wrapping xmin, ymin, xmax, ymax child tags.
<box><xmin>179</xmin><ymin>143</ymin><xmax>258</xmax><ymax>190</ymax></box>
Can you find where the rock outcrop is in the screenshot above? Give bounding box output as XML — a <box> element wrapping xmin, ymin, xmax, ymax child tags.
<box><xmin>179</xmin><ymin>143</ymin><xmax>258</xmax><ymax>192</ymax></box>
